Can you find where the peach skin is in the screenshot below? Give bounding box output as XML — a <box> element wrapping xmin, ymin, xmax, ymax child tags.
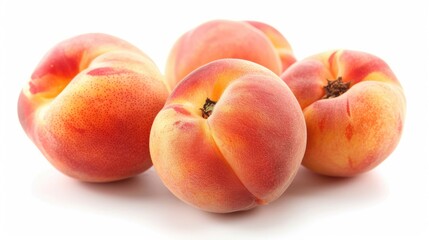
<box><xmin>165</xmin><ymin>19</ymin><xmax>295</xmax><ymax>91</ymax></box>
<box><xmin>245</xmin><ymin>21</ymin><xmax>296</xmax><ymax>72</ymax></box>
<box><xmin>281</xmin><ymin>50</ymin><xmax>406</xmax><ymax>177</ymax></box>
<box><xmin>150</xmin><ymin>59</ymin><xmax>306</xmax><ymax>213</ymax></box>
<box><xmin>18</xmin><ymin>33</ymin><xmax>169</xmax><ymax>182</ymax></box>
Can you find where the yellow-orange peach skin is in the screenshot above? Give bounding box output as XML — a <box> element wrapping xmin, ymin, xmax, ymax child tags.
<box><xmin>245</xmin><ymin>21</ymin><xmax>296</xmax><ymax>72</ymax></box>
<box><xmin>150</xmin><ymin>59</ymin><xmax>306</xmax><ymax>213</ymax></box>
<box><xmin>165</xmin><ymin>19</ymin><xmax>295</xmax><ymax>91</ymax></box>
<box><xmin>281</xmin><ymin>50</ymin><xmax>406</xmax><ymax>177</ymax></box>
<box><xmin>18</xmin><ymin>33</ymin><xmax>169</xmax><ymax>182</ymax></box>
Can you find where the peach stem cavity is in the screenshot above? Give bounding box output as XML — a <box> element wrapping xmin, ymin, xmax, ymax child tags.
<box><xmin>201</xmin><ymin>98</ymin><xmax>217</xmax><ymax>119</ymax></box>
<box><xmin>322</xmin><ymin>77</ymin><xmax>350</xmax><ymax>99</ymax></box>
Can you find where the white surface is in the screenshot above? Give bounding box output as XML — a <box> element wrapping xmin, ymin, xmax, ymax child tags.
<box><xmin>1</xmin><ymin>0</ymin><xmax>428</xmax><ymax>239</ymax></box>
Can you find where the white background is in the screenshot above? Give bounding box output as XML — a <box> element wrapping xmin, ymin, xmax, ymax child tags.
<box><xmin>1</xmin><ymin>0</ymin><xmax>428</xmax><ymax>239</ymax></box>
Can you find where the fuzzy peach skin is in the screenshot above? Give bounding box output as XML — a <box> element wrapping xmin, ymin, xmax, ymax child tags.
<box><xmin>18</xmin><ymin>33</ymin><xmax>169</xmax><ymax>182</ymax></box>
<box><xmin>165</xmin><ymin>19</ymin><xmax>295</xmax><ymax>91</ymax></box>
<box><xmin>150</xmin><ymin>59</ymin><xmax>306</xmax><ymax>213</ymax></box>
<box><xmin>245</xmin><ymin>21</ymin><xmax>296</xmax><ymax>71</ymax></box>
<box><xmin>281</xmin><ymin>50</ymin><xmax>406</xmax><ymax>177</ymax></box>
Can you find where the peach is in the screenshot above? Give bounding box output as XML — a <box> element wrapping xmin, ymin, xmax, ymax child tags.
<box><xmin>245</xmin><ymin>21</ymin><xmax>296</xmax><ymax>71</ymax></box>
<box><xmin>150</xmin><ymin>59</ymin><xmax>306</xmax><ymax>213</ymax></box>
<box><xmin>281</xmin><ymin>50</ymin><xmax>406</xmax><ymax>177</ymax></box>
<box><xmin>18</xmin><ymin>33</ymin><xmax>169</xmax><ymax>182</ymax></box>
<box><xmin>165</xmin><ymin>19</ymin><xmax>295</xmax><ymax>91</ymax></box>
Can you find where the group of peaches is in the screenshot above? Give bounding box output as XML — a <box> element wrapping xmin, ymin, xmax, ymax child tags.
<box><xmin>18</xmin><ymin>20</ymin><xmax>406</xmax><ymax>213</ymax></box>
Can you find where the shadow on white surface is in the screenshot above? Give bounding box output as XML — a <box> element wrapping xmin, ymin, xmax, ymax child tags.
<box><xmin>32</xmin><ymin>168</ymin><xmax>212</xmax><ymax>234</ymax></box>
<box><xmin>31</xmin><ymin>165</ymin><xmax>389</xmax><ymax>236</ymax></box>
<box><xmin>207</xmin><ymin>167</ymin><xmax>389</xmax><ymax>231</ymax></box>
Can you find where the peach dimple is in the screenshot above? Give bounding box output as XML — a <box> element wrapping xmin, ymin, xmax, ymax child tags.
<box><xmin>150</xmin><ymin>59</ymin><xmax>306</xmax><ymax>213</ymax></box>
<box><xmin>281</xmin><ymin>49</ymin><xmax>406</xmax><ymax>177</ymax></box>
